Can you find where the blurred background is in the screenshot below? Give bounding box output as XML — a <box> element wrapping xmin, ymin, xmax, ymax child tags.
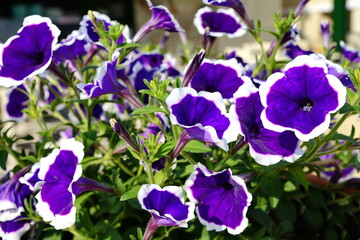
<box><xmin>0</xmin><ymin>0</ymin><xmax>359</xmax><ymax>53</ymax></box>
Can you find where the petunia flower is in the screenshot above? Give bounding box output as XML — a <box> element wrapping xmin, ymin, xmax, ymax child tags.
<box><xmin>5</xmin><ymin>84</ymin><xmax>29</xmax><ymax>120</ymax></box>
<box><xmin>194</xmin><ymin>7</ymin><xmax>246</xmax><ymax>38</ymax></box>
<box><xmin>133</xmin><ymin>0</ymin><xmax>184</xmax><ymax>43</ymax></box>
<box><xmin>202</xmin><ymin>0</ymin><xmax>253</xmax><ymax>29</ymax></box>
<box><xmin>0</xmin><ymin>215</ymin><xmax>31</xmax><ymax>240</ymax></box>
<box><xmin>79</xmin><ymin>11</ymin><xmax>114</xmax><ymax>43</ymax></box>
<box><xmin>0</xmin><ymin>166</ymin><xmax>32</xmax><ymax>222</ymax></box>
<box><xmin>165</xmin><ymin>87</ymin><xmax>240</xmax><ymax>151</ymax></box>
<box><xmin>35</xmin><ymin>138</ymin><xmax>85</xmax><ymax>229</ymax></box>
<box><xmin>0</xmin><ymin>15</ymin><xmax>60</xmax><ymax>87</ymax></box>
<box><xmin>189</xmin><ymin>58</ymin><xmax>251</xmax><ymax>99</ymax></box>
<box><xmin>284</xmin><ymin>43</ymin><xmax>314</xmax><ymax>59</ymax></box>
<box><xmin>138</xmin><ymin>184</ymin><xmax>195</xmax><ymax>239</ymax></box>
<box><xmin>230</xmin><ymin>83</ymin><xmax>303</xmax><ymax>165</ymax></box>
<box><xmin>77</xmin><ymin>51</ymin><xmax>143</xmax><ymax>108</ymax></box>
<box><xmin>259</xmin><ymin>55</ymin><xmax>347</xmax><ymax>141</ymax></box>
<box><xmin>53</xmin><ymin>30</ymin><xmax>90</xmax><ymax>64</ymax></box>
<box><xmin>339</xmin><ymin>41</ymin><xmax>360</xmax><ymax>62</ymax></box>
<box><xmin>184</xmin><ymin>163</ymin><xmax>252</xmax><ymax>235</ymax></box>
<box><xmin>321</xmin><ymin>166</ymin><xmax>357</xmax><ymax>184</ymax></box>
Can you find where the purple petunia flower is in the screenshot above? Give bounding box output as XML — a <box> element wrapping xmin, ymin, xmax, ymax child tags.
<box><xmin>0</xmin><ymin>215</ymin><xmax>31</xmax><ymax>240</ymax></box>
<box><xmin>35</xmin><ymin>138</ymin><xmax>84</xmax><ymax>229</ymax></box>
<box><xmin>184</xmin><ymin>163</ymin><xmax>252</xmax><ymax>235</ymax></box>
<box><xmin>0</xmin><ymin>15</ymin><xmax>60</xmax><ymax>87</ymax></box>
<box><xmin>138</xmin><ymin>184</ymin><xmax>195</xmax><ymax>227</ymax></box>
<box><xmin>77</xmin><ymin>51</ymin><xmax>143</xmax><ymax>108</ymax></box>
<box><xmin>339</xmin><ymin>41</ymin><xmax>360</xmax><ymax>62</ymax></box>
<box><xmin>285</xmin><ymin>43</ymin><xmax>314</xmax><ymax>59</ymax></box>
<box><xmin>194</xmin><ymin>7</ymin><xmax>246</xmax><ymax>38</ymax></box>
<box><xmin>5</xmin><ymin>84</ymin><xmax>29</xmax><ymax>120</ymax></box>
<box><xmin>202</xmin><ymin>0</ymin><xmax>253</xmax><ymax>29</ymax></box>
<box><xmin>0</xmin><ymin>166</ymin><xmax>33</xmax><ymax>222</ymax></box>
<box><xmin>53</xmin><ymin>30</ymin><xmax>90</xmax><ymax>64</ymax></box>
<box><xmin>133</xmin><ymin>0</ymin><xmax>184</xmax><ymax>43</ymax></box>
<box><xmin>189</xmin><ymin>58</ymin><xmax>251</xmax><ymax>99</ymax></box>
<box><xmin>165</xmin><ymin>87</ymin><xmax>240</xmax><ymax>151</ymax></box>
<box><xmin>230</xmin><ymin>83</ymin><xmax>303</xmax><ymax>165</ymax></box>
<box><xmin>259</xmin><ymin>55</ymin><xmax>347</xmax><ymax>141</ymax></box>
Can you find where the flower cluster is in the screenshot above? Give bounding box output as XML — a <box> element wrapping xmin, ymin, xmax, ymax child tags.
<box><xmin>1</xmin><ymin>0</ymin><xmax>360</xmax><ymax>239</ymax></box>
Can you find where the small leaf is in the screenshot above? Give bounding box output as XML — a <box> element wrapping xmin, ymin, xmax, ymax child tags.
<box><xmin>120</xmin><ymin>185</ymin><xmax>141</xmax><ymax>201</ymax></box>
<box><xmin>289</xmin><ymin>166</ymin><xmax>309</xmax><ymax>191</ymax></box>
<box><xmin>154</xmin><ymin>170</ymin><xmax>166</xmax><ymax>185</ymax></box>
<box><xmin>132</xmin><ymin>106</ymin><xmax>166</xmax><ymax>115</ymax></box>
<box><xmin>260</xmin><ymin>176</ymin><xmax>283</xmax><ymax>198</ymax></box>
<box><xmin>339</xmin><ymin>102</ymin><xmax>355</xmax><ymax>114</ymax></box>
<box><xmin>0</xmin><ymin>150</ymin><xmax>8</xmax><ymax>170</ymax></box>
<box><xmin>183</xmin><ymin>140</ymin><xmax>211</xmax><ymax>153</ymax></box>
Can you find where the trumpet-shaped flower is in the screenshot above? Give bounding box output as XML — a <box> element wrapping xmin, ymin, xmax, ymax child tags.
<box><xmin>189</xmin><ymin>58</ymin><xmax>251</xmax><ymax>99</ymax></box>
<box><xmin>35</xmin><ymin>138</ymin><xmax>84</xmax><ymax>229</ymax></box>
<box><xmin>259</xmin><ymin>55</ymin><xmax>346</xmax><ymax>141</ymax></box>
<box><xmin>138</xmin><ymin>184</ymin><xmax>195</xmax><ymax>227</ymax></box>
<box><xmin>194</xmin><ymin>7</ymin><xmax>246</xmax><ymax>38</ymax></box>
<box><xmin>230</xmin><ymin>83</ymin><xmax>303</xmax><ymax>165</ymax></box>
<box><xmin>0</xmin><ymin>15</ymin><xmax>60</xmax><ymax>87</ymax></box>
<box><xmin>165</xmin><ymin>87</ymin><xmax>240</xmax><ymax>151</ymax></box>
<box><xmin>184</xmin><ymin>163</ymin><xmax>252</xmax><ymax>235</ymax></box>
<box><xmin>133</xmin><ymin>0</ymin><xmax>184</xmax><ymax>43</ymax></box>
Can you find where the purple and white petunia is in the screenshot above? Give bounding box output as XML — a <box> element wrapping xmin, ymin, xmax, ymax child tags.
<box><xmin>165</xmin><ymin>87</ymin><xmax>240</xmax><ymax>151</ymax></box>
<box><xmin>138</xmin><ymin>184</ymin><xmax>195</xmax><ymax>228</ymax></box>
<box><xmin>321</xmin><ymin>166</ymin><xmax>357</xmax><ymax>184</ymax></box>
<box><xmin>78</xmin><ymin>51</ymin><xmax>126</xmax><ymax>99</ymax></box>
<box><xmin>202</xmin><ymin>0</ymin><xmax>253</xmax><ymax>29</ymax></box>
<box><xmin>320</xmin><ymin>20</ymin><xmax>331</xmax><ymax>49</ymax></box>
<box><xmin>194</xmin><ymin>7</ymin><xmax>246</xmax><ymax>38</ymax></box>
<box><xmin>5</xmin><ymin>84</ymin><xmax>29</xmax><ymax>120</ymax></box>
<box><xmin>259</xmin><ymin>55</ymin><xmax>347</xmax><ymax>141</ymax></box>
<box><xmin>0</xmin><ymin>15</ymin><xmax>60</xmax><ymax>87</ymax></box>
<box><xmin>230</xmin><ymin>83</ymin><xmax>303</xmax><ymax>165</ymax></box>
<box><xmin>133</xmin><ymin>0</ymin><xmax>184</xmax><ymax>43</ymax></box>
<box><xmin>0</xmin><ymin>167</ymin><xmax>33</xmax><ymax>222</ymax></box>
<box><xmin>35</xmin><ymin>138</ymin><xmax>84</xmax><ymax>229</ymax></box>
<box><xmin>0</xmin><ymin>215</ymin><xmax>31</xmax><ymax>240</ymax></box>
<box><xmin>189</xmin><ymin>58</ymin><xmax>251</xmax><ymax>99</ymax></box>
<box><xmin>339</xmin><ymin>41</ymin><xmax>360</xmax><ymax>62</ymax></box>
<box><xmin>284</xmin><ymin>43</ymin><xmax>314</xmax><ymax>59</ymax></box>
<box><xmin>184</xmin><ymin>163</ymin><xmax>252</xmax><ymax>235</ymax></box>
<box><xmin>53</xmin><ymin>30</ymin><xmax>90</xmax><ymax>64</ymax></box>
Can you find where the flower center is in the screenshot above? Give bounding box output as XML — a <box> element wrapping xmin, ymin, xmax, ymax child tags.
<box><xmin>299</xmin><ymin>98</ymin><xmax>313</xmax><ymax>112</ymax></box>
<box><xmin>32</xmin><ymin>52</ymin><xmax>45</xmax><ymax>65</ymax></box>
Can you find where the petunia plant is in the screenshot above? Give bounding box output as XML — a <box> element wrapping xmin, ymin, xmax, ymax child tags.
<box><xmin>1</xmin><ymin>0</ymin><xmax>360</xmax><ymax>239</ymax></box>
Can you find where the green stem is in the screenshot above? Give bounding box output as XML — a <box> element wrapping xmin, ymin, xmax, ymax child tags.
<box><xmin>180</xmin><ymin>151</ymin><xmax>197</xmax><ymax>165</ymax></box>
<box><xmin>114</xmin><ymin>159</ymin><xmax>135</xmax><ymax>177</ymax></box>
<box><xmin>67</xmin><ymin>226</ymin><xmax>93</xmax><ymax>240</ymax></box>
<box><xmin>146</xmin><ymin>162</ymin><xmax>155</xmax><ymax>184</ymax></box>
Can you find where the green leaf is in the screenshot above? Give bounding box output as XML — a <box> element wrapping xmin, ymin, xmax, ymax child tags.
<box><xmin>260</xmin><ymin>176</ymin><xmax>283</xmax><ymax>198</ymax></box>
<box><xmin>0</xmin><ymin>150</ymin><xmax>8</xmax><ymax>170</ymax></box>
<box><xmin>348</xmin><ymin>67</ymin><xmax>360</xmax><ymax>91</ymax></box>
<box><xmin>132</xmin><ymin>106</ymin><xmax>166</xmax><ymax>115</ymax></box>
<box><xmin>154</xmin><ymin>170</ymin><xmax>167</xmax><ymax>185</ymax></box>
<box><xmin>289</xmin><ymin>166</ymin><xmax>309</xmax><ymax>191</ymax></box>
<box><xmin>154</xmin><ymin>140</ymin><xmax>176</xmax><ymax>160</ymax></box>
<box><xmin>183</xmin><ymin>140</ymin><xmax>212</xmax><ymax>153</ymax></box>
<box><xmin>120</xmin><ymin>185</ymin><xmax>141</xmax><ymax>201</ymax></box>
<box><xmin>339</xmin><ymin>102</ymin><xmax>355</xmax><ymax>114</ymax></box>
<box><xmin>331</xmin><ymin>133</ymin><xmax>360</xmax><ymax>144</ymax></box>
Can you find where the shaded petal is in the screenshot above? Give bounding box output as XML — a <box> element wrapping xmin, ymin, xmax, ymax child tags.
<box><xmin>0</xmin><ymin>215</ymin><xmax>31</xmax><ymax>240</ymax></box>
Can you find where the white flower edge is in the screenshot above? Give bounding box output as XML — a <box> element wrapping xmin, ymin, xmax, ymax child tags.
<box><xmin>184</xmin><ymin>163</ymin><xmax>252</xmax><ymax>235</ymax></box>
<box><xmin>138</xmin><ymin>184</ymin><xmax>195</xmax><ymax>227</ymax></box>
<box><xmin>0</xmin><ymin>220</ymin><xmax>30</xmax><ymax>240</ymax></box>
<box><xmin>193</xmin><ymin>7</ymin><xmax>246</xmax><ymax>38</ymax></box>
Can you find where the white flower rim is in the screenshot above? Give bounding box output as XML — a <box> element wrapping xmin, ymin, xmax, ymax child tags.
<box><xmin>184</xmin><ymin>163</ymin><xmax>252</xmax><ymax>235</ymax></box>
<box><xmin>259</xmin><ymin>55</ymin><xmax>346</xmax><ymax>142</ymax></box>
<box><xmin>193</xmin><ymin>7</ymin><xmax>246</xmax><ymax>38</ymax></box>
